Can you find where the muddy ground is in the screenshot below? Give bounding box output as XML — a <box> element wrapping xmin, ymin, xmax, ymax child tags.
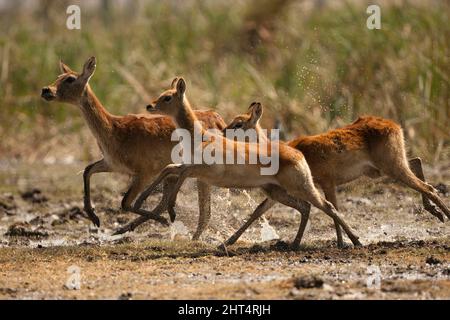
<box><xmin>0</xmin><ymin>160</ymin><xmax>449</xmax><ymax>299</ymax></box>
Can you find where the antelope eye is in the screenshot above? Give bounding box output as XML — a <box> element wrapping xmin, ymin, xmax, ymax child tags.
<box><xmin>163</xmin><ymin>96</ymin><xmax>172</xmax><ymax>103</ymax></box>
<box><xmin>65</xmin><ymin>76</ymin><xmax>76</xmax><ymax>84</ymax></box>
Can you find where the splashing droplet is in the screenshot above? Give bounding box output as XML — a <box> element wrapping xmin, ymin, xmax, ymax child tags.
<box><xmin>170</xmin><ymin>221</ymin><xmax>190</xmax><ymax>241</ymax></box>
<box><xmin>260</xmin><ymin>217</ymin><xmax>279</xmax><ymax>242</ymax></box>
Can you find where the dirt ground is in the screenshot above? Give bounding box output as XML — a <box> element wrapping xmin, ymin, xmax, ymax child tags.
<box><xmin>0</xmin><ymin>160</ymin><xmax>449</xmax><ymax>300</ymax></box>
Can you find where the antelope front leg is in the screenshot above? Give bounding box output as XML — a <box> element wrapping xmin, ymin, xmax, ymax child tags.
<box><xmin>113</xmin><ymin>164</ymin><xmax>186</xmax><ymax>235</ymax></box>
<box><xmin>164</xmin><ymin>166</ymin><xmax>211</xmax><ymax>240</ymax></box>
<box><xmin>113</xmin><ymin>178</ymin><xmax>172</xmax><ymax>235</ymax></box>
<box><xmin>165</xmin><ymin>166</ymin><xmax>193</xmax><ymax>211</ymax></box>
<box><xmin>163</xmin><ymin>176</ymin><xmax>179</xmax><ymax>222</ymax></box>
<box><xmin>120</xmin><ymin>176</ymin><xmax>169</xmax><ymax>226</ymax></box>
<box><xmin>121</xmin><ymin>176</ymin><xmax>146</xmax><ymax>213</ymax></box>
<box><xmin>116</xmin><ymin>166</ymin><xmax>191</xmax><ymax>235</ymax></box>
<box><xmin>113</xmin><ymin>200</ymin><xmax>168</xmax><ymax>235</ymax></box>
<box><xmin>126</xmin><ymin>176</ymin><xmax>178</xmax><ymax>222</ymax></box>
<box><xmin>193</xmin><ymin>181</ymin><xmax>212</xmax><ymax>241</ymax></box>
<box><xmin>133</xmin><ymin>164</ymin><xmax>185</xmax><ymax>210</ymax></box>
<box><xmin>83</xmin><ymin>159</ymin><xmax>111</xmax><ymax>227</ymax></box>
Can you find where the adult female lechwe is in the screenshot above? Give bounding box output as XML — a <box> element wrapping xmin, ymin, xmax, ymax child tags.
<box><xmin>41</xmin><ymin>57</ymin><xmax>226</xmax><ymax>237</ymax></box>
<box><xmin>221</xmin><ymin>102</ymin><xmax>450</xmax><ymax>247</ymax></box>
<box><xmin>137</xmin><ymin>77</ymin><xmax>361</xmax><ymax>249</ymax></box>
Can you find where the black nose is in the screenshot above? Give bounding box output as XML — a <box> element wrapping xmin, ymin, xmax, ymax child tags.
<box><xmin>146</xmin><ymin>104</ymin><xmax>153</xmax><ymax>111</ymax></box>
<box><xmin>41</xmin><ymin>87</ymin><xmax>51</xmax><ymax>97</ymax></box>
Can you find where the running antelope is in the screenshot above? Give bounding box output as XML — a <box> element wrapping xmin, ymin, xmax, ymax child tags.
<box><xmin>136</xmin><ymin>77</ymin><xmax>361</xmax><ymax>249</ymax></box>
<box><xmin>41</xmin><ymin>57</ymin><xmax>226</xmax><ymax>237</ymax></box>
<box><xmin>222</xmin><ymin>102</ymin><xmax>450</xmax><ymax>247</ymax></box>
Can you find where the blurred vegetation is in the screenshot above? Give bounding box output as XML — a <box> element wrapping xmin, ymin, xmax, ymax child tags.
<box><xmin>0</xmin><ymin>0</ymin><xmax>448</xmax><ymax>163</ymax></box>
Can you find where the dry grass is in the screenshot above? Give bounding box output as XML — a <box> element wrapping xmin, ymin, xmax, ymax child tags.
<box><xmin>1</xmin><ymin>239</ymin><xmax>449</xmax><ymax>299</ymax></box>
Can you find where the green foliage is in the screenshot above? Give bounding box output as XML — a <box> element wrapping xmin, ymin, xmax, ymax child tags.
<box><xmin>0</xmin><ymin>1</ymin><xmax>448</xmax><ymax>161</ymax></box>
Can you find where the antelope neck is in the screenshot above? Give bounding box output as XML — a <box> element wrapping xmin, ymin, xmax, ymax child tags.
<box><xmin>79</xmin><ymin>85</ymin><xmax>113</xmax><ymax>141</ymax></box>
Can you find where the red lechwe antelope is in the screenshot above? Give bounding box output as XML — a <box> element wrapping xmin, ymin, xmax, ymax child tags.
<box><xmin>222</xmin><ymin>102</ymin><xmax>450</xmax><ymax>247</ymax></box>
<box><xmin>135</xmin><ymin>77</ymin><xmax>362</xmax><ymax>249</ymax></box>
<box><xmin>41</xmin><ymin>57</ymin><xmax>226</xmax><ymax>237</ymax></box>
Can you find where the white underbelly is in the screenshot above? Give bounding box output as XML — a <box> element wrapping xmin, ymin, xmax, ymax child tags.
<box><xmin>336</xmin><ymin>160</ymin><xmax>374</xmax><ymax>184</ymax></box>
<box><xmin>198</xmin><ymin>165</ymin><xmax>278</xmax><ymax>188</ymax></box>
<box><xmin>103</xmin><ymin>151</ymin><xmax>134</xmax><ymax>175</ymax></box>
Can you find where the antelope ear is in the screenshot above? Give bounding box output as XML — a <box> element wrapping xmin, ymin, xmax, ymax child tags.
<box><xmin>171</xmin><ymin>77</ymin><xmax>179</xmax><ymax>89</ymax></box>
<box><xmin>59</xmin><ymin>60</ymin><xmax>73</xmax><ymax>74</ymax></box>
<box><xmin>80</xmin><ymin>56</ymin><xmax>96</xmax><ymax>83</ymax></box>
<box><xmin>249</xmin><ymin>102</ymin><xmax>263</xmax><ymax>122</ymax></box>
<box><xmin>176</xmin><ymin>77</ymin><xmax>186</xmax><ymax>96</ymax></box>
<box><xmin>248</xmin><ymin>101</ymin><xmax>259</xmax><ymax>110</ymax></box>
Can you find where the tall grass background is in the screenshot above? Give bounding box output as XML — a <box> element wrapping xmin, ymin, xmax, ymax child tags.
<box><xmin>0</xmin><ymin>0</ymin><xmax>448</xmax><ymax>164</ymax></box>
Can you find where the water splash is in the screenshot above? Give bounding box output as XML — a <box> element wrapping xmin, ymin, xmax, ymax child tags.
<box><xmin>260</xmin><ymin>217</ymin><xmax>279</xmax><ymax>242</ymax></box>
<box><xmin>242</xmin><ymin>189</ymin><xmax>279</xmax><ymax>242</ymax></box>
<box><xmin>170</xmin><ymin>221</ymin><xmax>190</xmax><ymax>240</ymax></box>
<box><xmin>241</xmin><ymin>190</ymin><xmax>257</xmax><ymax>209</ymax></box>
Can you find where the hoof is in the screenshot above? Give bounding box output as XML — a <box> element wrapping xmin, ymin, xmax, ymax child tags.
<box><xmin>92</xmin><ymin>217</ymin><xmax>100</xmax><ymax>228</ymax></box>
<box><xmin>84</xmin><ymin>207</ymin><xmax>100</xmax><ymax>227</ymax></box>
<box><xmin>112</xmin><ymin>227</ymin><xmax>128</xmax><ymax>236</ymax></box>
<box><xmin>353</xmin><ymin>241</ymin><xmax>363</xmax><ymax>248</ymax></box>
<box><xmin>168</xmin><ymin>207</ymin><xmax>177</xmax><ymax>223</ymax></box>
<box><xmin>155</xmin><ymin>216</ymin><xmax>170</xmax><ymax>227</ymax></box>
<box><xmin>217</xmin><ymin>244</ymin><xmax>226</xmax><ymax>251</ymax></box>
<box><xmin>426</xmin><ymin>206</ymin><xmax>445</xmax><ymax>223</ymax></box>
<box><xmin>337</xmin><ymin>242</ymin><xmax>352</xmax><ymax>249</ymax></box>
<box><xmin>337</xmin><ymin>242</ymin><xmax>345</xmax><ymax>249</ymax></box>
<box><xmin>436</xmin><ymin>212</ymin><xmax>445</xmax><ymax>223</ymax></box>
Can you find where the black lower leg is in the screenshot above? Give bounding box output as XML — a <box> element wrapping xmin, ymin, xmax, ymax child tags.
<box><xmin>83</xmin><ymin>160</ymin><xmax>109</xmax><ymax>227</ymax></box>
<box><xmin>224</xmin><ymin>198</ymin><xmax>275</xmax><ymax>246</ymax></box>
<box><xmin>408</xmin><ymin>157</ymin><xmax>445</xmax><ymax>222</ymax></box>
